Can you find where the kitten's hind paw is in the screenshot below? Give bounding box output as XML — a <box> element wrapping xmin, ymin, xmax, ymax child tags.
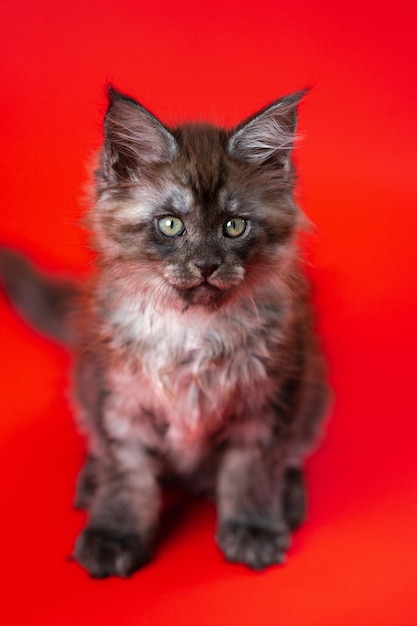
<box><xmin>216</xmin><ymin>520</ymin><xmax>290</xmax><ymax>570</ymax></box>
<box><xmin>73</xmin><ymin>527</ymin><xmax>153</xmax><ymax>578</ymax></box>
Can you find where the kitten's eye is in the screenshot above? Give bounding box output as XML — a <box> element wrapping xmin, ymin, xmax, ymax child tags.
<box><xmin>223</xmin><ymin>217</ymin><xmax>247</xmax><ymax>238</ymax></box>
<box><xmin>158</xmin><ymin>216</ymin><xmax>185</xmax><ymax>237</ymax></box>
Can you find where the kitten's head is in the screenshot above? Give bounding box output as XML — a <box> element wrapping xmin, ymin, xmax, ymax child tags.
<box><xmin>92</xmin><ymin>85</ymin><xmax>307</xmax><ymax>311</ymax></box>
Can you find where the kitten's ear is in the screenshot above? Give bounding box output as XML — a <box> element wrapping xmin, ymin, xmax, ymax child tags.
<box><xmin>228</xmin><ymin>89</ymin><xmax>308</xmax><ymax>168</ymax></box>
<box><xmin>103</xmin><ymin>85</ymin><xmax>178</xmax><ymax>179</ymax></box>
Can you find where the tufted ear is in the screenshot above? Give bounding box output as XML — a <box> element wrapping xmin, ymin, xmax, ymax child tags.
<box><xmin>103</xmin><ymin>85</ymin><xmax>178</xmax><ymax>180</ymax></box>
<box><xmin>228</xmin><ymin>89</ymin><xmax>308</xmax><ymax>168</ymax></box>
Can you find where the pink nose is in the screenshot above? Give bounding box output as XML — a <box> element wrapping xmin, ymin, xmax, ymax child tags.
<box><xmin>195</xmin><ymin>263</ymin><xmax>219</xmax><ymax>279</ymax></box>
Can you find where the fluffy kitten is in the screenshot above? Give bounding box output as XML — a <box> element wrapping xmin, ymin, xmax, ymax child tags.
<box><xmin>0</xmin><ymin>86</ymin><xmax>329</xmax><ymax>577</ymax></box>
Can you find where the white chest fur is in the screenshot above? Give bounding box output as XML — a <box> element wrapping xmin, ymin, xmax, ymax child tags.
<box><xmin>106</xmin><ymin>296</ymin><xmax>276</xmax><ymax>467</ymax></box>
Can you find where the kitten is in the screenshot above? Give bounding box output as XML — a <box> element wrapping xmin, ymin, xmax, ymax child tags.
<box><xmin>0</xmin><ymin>86</ymin><xmax>329</xmax><ymax>577</ymax></box>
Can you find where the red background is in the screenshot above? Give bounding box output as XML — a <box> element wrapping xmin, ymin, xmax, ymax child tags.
<box><xmin>1</xmin><ymin>1</ymin><xmax>417</xmax><ymax>624</ymax></box>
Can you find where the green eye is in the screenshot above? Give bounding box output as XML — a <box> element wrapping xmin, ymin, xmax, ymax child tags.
<box><xmin>223</xmin><ymin>217</ymin><xmax>247</xmax><ymax>238</ymax></box>
<box><xmin>158</xmin><ymin>216</ymin><xmax>185</xmax><ymax>237</ymax></box>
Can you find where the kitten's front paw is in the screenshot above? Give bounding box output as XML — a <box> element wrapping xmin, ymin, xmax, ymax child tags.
<box><xmin>217</xmin><ymin>520</ymin><xmax>290</xmax><ymax>570</ymax></box>
<box><xmin>74</xmin><ymin>527</ymin><xmax>153</xmax><ymax>578</ymax></box>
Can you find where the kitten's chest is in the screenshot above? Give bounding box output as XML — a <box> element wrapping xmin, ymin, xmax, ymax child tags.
<box><xmin>109</xmin><ymin>304</ymin><xmax>275</xmax><ymax>456</ymax></box>
<box><xmin>139</xmin><ymin>307</ymin><xmax>272</xmax><ymax>405</ymax></box>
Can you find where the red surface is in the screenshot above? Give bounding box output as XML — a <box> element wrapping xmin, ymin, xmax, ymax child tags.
<box><xmin>1</xmin><ymin>1</ymin><xmax>417</xmax><ymax>624</ymax></box>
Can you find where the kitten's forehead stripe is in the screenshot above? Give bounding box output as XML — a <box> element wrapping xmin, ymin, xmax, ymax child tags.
<box><xmin>174</xmin><ymin>124</ymin><xmax>228</xmax><ymax>209</ymax></box>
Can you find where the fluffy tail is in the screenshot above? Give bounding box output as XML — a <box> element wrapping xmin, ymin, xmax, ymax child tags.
<box><xmin>0</xmin><ymin>248</ymin><xmax>79</xmax><ymax>344</ymax></box>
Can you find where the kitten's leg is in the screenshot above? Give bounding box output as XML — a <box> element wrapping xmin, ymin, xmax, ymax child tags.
<box><xmin>72</xmin><ymin>353</ymin><xmax>163</xmax><ymax>578</ymax></box>
<box><xmin>216</xmin><ymin>446</ymin><xmax>291</xmax><ymax>570</ymax></box>
<box><xmin>279</xmin><ymin>339</ymin><xmax>329</xmax><ymax>530</ymax></box>
<box><xmin>74</xmin><ymin>446</ymin><xmax>161</xmax><ymax>578</ymax></box>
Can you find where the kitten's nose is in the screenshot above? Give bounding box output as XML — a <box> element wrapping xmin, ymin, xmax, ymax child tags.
<box><xmin>195</xmin><ymin>263</ymin><xmax>219</xmax><ymax>279</ymax></box>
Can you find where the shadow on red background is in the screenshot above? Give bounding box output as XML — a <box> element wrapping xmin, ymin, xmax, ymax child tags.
<box><xmin>1</xmin><ymin>1</ymin><xmax>417</xmax><ymax>624</ymax></box>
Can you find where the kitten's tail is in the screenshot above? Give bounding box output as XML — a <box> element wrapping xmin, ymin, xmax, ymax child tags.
<box><xmin>0</xmin><ymin>248</ymin><xmax>79</xmax><ymax>344</ymax></box>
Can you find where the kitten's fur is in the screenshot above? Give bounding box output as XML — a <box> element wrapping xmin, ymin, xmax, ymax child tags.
<box><xmin>0</xmin><ymin>86</ymin><xmax>329</xmax><ymax>577</ymax></box>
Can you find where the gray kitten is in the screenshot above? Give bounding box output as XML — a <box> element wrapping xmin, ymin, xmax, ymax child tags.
<box><xmin>0</xmin><ymin>86</ymin><xmax>329</xmax><ymax>577</ymax></box>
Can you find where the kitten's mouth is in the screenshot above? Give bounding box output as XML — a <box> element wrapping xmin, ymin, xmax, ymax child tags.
<box><xmin>178</xmin><ymin>281</ymin><xmax>224</xmax><ymax>307</ymax></box>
